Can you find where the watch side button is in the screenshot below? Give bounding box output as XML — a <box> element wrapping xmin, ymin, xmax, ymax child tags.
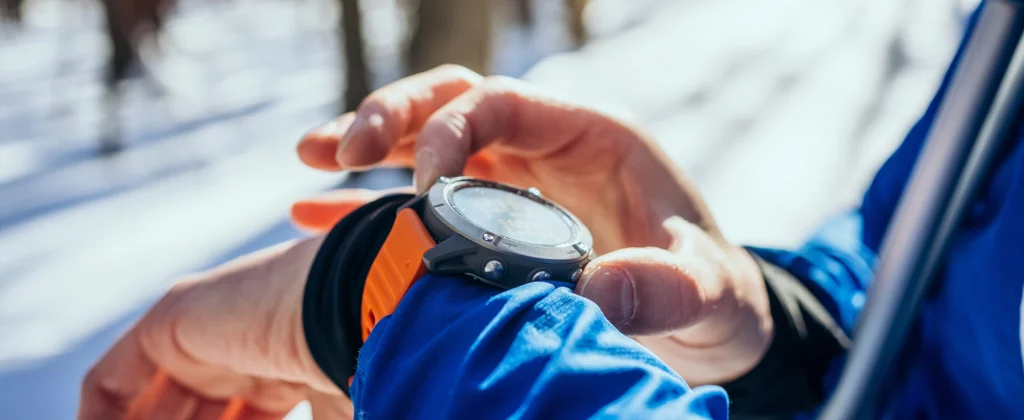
<box><xmin>531</xmin><ymin>271</ymin><xmax>552</xmax><ymax>282</ymax></box>
<box><xmin>483</xmin><ymin>260</ymin><xmax>506</xmax><ymax>280</ymax></box>
<box><xmin>571</xmin><ymin>268</ymin><xmax>583</xmax><ymax>282</ymax></box>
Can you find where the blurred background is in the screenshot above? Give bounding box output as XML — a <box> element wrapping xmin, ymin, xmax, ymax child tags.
<box><xmin>0</xmin><ymin>0</ymin><xmax>975</xmax><ymax>417</ymax></box>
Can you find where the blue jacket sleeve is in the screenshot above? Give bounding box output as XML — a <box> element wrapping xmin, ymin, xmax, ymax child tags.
<box><xmin>349</xmin><ymin>275</ymin><xmax>729</xmax><ymax>419</ymax></box>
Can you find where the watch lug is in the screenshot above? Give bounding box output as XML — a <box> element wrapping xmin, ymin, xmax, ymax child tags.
<box><xmin>422</xmin><ymin>235</ymin><xmax>476</xmax><ymax>274</ymax></box>
<box><xmin>398</xmin><ymin>191</ymin><xmax>429</xmax><ymax>215</ymax></box>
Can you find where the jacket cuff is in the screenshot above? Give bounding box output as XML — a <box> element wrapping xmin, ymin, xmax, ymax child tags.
<box><xmin>721</xmin><ymin>252</ymin><xmax>851</xmax><ymax>419</ymax></box>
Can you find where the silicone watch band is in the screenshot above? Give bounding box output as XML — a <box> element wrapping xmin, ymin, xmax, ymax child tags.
<box><xmin>303</xmin><ymin>193</ymin><xmax>417</xmax><ymax>396</ymax></box>
<box><xmin>361</xmin><ymin>207</ymin><xmax>436</xmax><ymax>340</ymax></box>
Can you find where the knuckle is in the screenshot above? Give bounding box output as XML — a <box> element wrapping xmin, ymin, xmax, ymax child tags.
<box><xmin>481</xmin><ymin>75</ymin><xmax>521</xmax><ymax>94</ymax></box>
<box><xmin>81</xmin><ymin>363</ymin><xmax>120</xmax><ymax>401</ymax></box>
<box><xmin>356</xmin><ymin>91</ymin><xmax>392</xmax><ymax>119</ymax></box>
<box><xmin>81</xmin><ymin>365</ymin><xmax>101</xmax><ymax>391</ymax></box>
<box><xmin>139</xmin><ymin>280</ymin><xmax>195</xmax><ymax>332</ymax></box>
<box><xmin>470</xmin><ymin>77</ymin><xmax>526</xmax><ymax>137</ymax></box>
<box><xmin>434</xmin><ymin>64</ymin><xmax>482</xmax><ymax>82</ymax></box>
<box><xmin>163</xmin><ymin>279</ymin><xmax>196</xmax><ymax>305</ymax></box>
<box><xmin>420</xmin><ymin>113</ymin><xmax>471</xmax><ymax>149</ymax></box>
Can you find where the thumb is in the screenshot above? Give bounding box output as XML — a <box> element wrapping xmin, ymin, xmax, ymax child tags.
<box><xmin>576</xmin><ymin>246</ymin><xmax>722</xmax><ymax>336</ymax></box>
<box><xmin>290</xmin><ymin>187</ymin><xmax>415</xmax><ymax>232</ymax></box>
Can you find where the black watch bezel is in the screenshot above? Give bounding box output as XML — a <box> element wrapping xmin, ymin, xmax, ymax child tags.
<box><xmin>417</xmin><ymin>176</ymin><xmax>593</xmax><ymax>289</ymax></box>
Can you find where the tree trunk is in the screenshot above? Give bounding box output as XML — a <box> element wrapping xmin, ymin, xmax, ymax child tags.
<box><xmin>408</xmin><ymin>0</ymin><xmax>493</xmax><ymax>75</ymax></box>
<box><xmin>341</xmin><ymin>0</ymin><xmax>370</xmax><ymax>112</ymax></box>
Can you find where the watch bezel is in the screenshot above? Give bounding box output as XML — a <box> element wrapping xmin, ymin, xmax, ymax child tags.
<box><xmin>425</xmin><ymin>177</ymin><xmax>593</xmax><ymax>265</ymax></box>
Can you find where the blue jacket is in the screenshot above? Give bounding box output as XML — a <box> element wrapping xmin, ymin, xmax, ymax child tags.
<box><xmin>753</xmin><ymin>7</ymin><xmax>1024</xmax><ymax>417</ymax></box>
<box><xmin>352</xmin><ymin>278</ymin><xmax>730</xmax><ymax>418</ymax></box>
<box><xmin>351</xmin><ymin>6</ymin><xmax>1024</xmax><ymax>418</ymax></box>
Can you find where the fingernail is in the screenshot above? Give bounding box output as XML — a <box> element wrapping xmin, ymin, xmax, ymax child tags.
<box><xmin>578</xmin><ymin>266</ymin><xmax>635</xmax><ymax>326</ymax></box>
<box><xmin>414</xmin><ymin>148</ymin><xmax>438</xmax><ymax>193</ymax></box>
<box><xmin>317</xmin><ymin>113</ymin><xmax>357</xmax><ymax>138</ymax></box>
<box><xmin>336</xmin><ymin>116</ymin><xmax>367</xmax><ymax>163</ymax></box>
<box><xmin>290</xmin><ymin>201</ymin><xmax>315</xmax><ymax>219</ymax></box>
<box><xmin>316</xmin><ymin>120</ymin><xmax>340</xmax><ymax>136</ymax></box>
<box><xmin>337</xmin><ymin>113</ymin><xmax>385</xmax><ymax>167</ymax></box>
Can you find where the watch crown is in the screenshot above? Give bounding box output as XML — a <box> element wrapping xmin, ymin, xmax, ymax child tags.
<box><xmin>438</xmin><ymin>176</ymin><xmax>452</xmax><ymax>184</ymax></box>
<box><xmin>527</xmin><ymin>187</ymin><xmax>542</xmax><ymax>197</ymax></box>
<box><xmin>531</xmin><ymin>271</ymin><xmax>552</xmax><ymax>282</ymax></box>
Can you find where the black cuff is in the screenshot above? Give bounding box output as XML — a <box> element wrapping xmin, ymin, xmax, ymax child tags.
<box><xmin>302</xmin><ymin>193</ymin><xmax>415</xmax><ymax>396</ymax></box>
<box><xmin>721</xmin><ymin>252</ymin><xmax>851</xmax><ymax>419</ymax></box>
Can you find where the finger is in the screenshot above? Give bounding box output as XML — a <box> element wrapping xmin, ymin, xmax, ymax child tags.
<box><xmin>291</xmin><ymin>147</ymin><xmax>496</xmax><ymax>232</ymax></box>
<box><xmin>576</xmin><ymin>247</ymin><xmax>710</xmax><ymax>335</ymax></box>
<box><xmin>128</xmin><ymin>373</ymin><xmax>199</xmax><ymax>420</ymax></box>
<box><xmin>195</xmin><ymin>398</ymin><xmax>286</xmax><ymax>420</ymax></box>
<box><xmin>190</xmin><ymin>397</ymin><xmax>248</xmax><ymax>420</ymax></box>
<box><xmin>191</xmin><ymin>399</ymin><xmax>229</xmax><ymax>419</ymax></box>
<box><xmin>290</xmin><ymin>187</ymin><xmax>415</xmax><ymax>232</ymax></box>
<box><xmin>374</xmin><ymin>144</ymin><xmax>499</xmax><ymax>179</ymax></box>
<box><xmin>233</xmin><ymin>379</ymin><xmax>306</xmax><ymax>417</ymax></box>
<box><xmin>218</xmin><ymin>398</ymin><xmax>247</xmax><ymax>420</ymax></box>
<box><xmin>359</xmin><ymin>142</ymin><xmax>416</xmax><ymax>169</ymax></box>
<box><xmin>236</xmin><ymin>410</ymin><xmax>288</xmax><ymax>420</ymax></box>
<box><xmin>79</xmin><ymin>328</ymin><xmax>159</xmax><ymax>420</ymax></box>
<box><xmin>412</xmin><ymin>76</ymin><xmax>633</xmax><ymax>191</ymax></box>
<box><xmin>124</xmin><ymin>371</ymin><xmax>171</xmax><ymax>420</ymax></box>
<box><xmin>299</xmin><ymin>119</ymin><xmax>419</xmax><ymax>172</ymax></box>
<box><xmin>222</xmin><ymin>396</ymin><xmax>292</xmax><ymax>420</ymax></box>
<box><xmin>576</xmin><ymin>216</ymin><xmax>734</xmax><ymax>336</ymax></box>
<box><xmin>297</xmin><ymin>113</ymin><xmax>357</xmax><ymax>171</ymax></box>
<box><xmin>336</xmin><ymin>64</ymin><xmax>484</xmax><ymax>168</ymax></box>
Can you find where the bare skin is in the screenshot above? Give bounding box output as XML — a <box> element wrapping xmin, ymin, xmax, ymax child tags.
<box><xmin>293</xmin><ymin>65</ymin><xmax>773</xmax><ymax>384</ymax></box>
<box><xmin>78</xmin><ymin>238</ymin><xmax>354</xmax><ymax>420</ymax></box>
<box><xmin>80</xmin><ymin>65</ymin><xmax>773</xmax><ymax>419</ymax></box>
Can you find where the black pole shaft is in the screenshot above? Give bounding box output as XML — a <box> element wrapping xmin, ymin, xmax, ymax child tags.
<box><xmin>820</xmin><ymin>1</ymin><xmax>1024</xmax><ymax>419</ymax></box>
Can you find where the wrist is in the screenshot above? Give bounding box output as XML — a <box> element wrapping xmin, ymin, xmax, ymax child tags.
<box><xmin>301</xmin><ymin>194</ymin><xmax>419</xmax><ymax>395</ymax></box>
<box><xmin>289</xmin><ymin>237</ymin><xmax>346</xmax><ymax>394</ymax></box>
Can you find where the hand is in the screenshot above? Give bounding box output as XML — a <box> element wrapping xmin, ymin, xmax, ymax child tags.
<box><xmin>291</xmin><ymin>65</ymin><xmax>773</xmax><ymax>384</ymax></box>
<box><xmin>78</xmin><ymin>238</ymin><xmax>354</xmax><ymax>420</ymax></box>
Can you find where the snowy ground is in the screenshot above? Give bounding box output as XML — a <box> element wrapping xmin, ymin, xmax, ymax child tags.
<box><xmin>0</xmin><ymin>0</ymin><xmax>968</xmax><ymax>418</ymax></box>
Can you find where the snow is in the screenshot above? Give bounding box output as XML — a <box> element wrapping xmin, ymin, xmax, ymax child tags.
<box><xmin>0</xmin><ymin>0</ymin><xmax>966</xmax><ymax>417</ymax></box>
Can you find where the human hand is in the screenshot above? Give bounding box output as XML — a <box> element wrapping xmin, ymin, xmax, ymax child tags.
<box><xmin>78</xmin><ymin>238</ymin><xmax>353</xmax><ymax>419</ymax></box>
<box><xmin>291</xmin><ymin>65</ymin><xmax>773</xmax><ymax>384</ymax></box>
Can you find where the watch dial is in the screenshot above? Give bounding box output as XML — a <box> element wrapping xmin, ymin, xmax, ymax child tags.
<box><xmin>451</xmin><ymin>186</ymin><xmax>574</xmax><ymax>246</ymax></box>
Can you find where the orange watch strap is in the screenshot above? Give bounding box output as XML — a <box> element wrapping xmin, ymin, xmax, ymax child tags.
<box><xmin>361</xmin><ymin>207</ymin><xmax>436</xmax><ymax>340</ymax></box>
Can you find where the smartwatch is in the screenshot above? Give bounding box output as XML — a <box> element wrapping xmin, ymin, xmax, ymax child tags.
<box><xmin>361</xmin><ymin>176</ymin><xmax>594</xmax><ymax>339</ymax></box>
<box><xmin>303</xmin><ymin>176</ymin><xmax>594</xmax><ymax>395</ymax></box>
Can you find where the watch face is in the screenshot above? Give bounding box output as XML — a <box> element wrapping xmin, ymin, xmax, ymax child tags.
<box><xmin>450</xmin><ymin>186</ymin><xmax>574</xmax><ymax>246</ymax></box>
